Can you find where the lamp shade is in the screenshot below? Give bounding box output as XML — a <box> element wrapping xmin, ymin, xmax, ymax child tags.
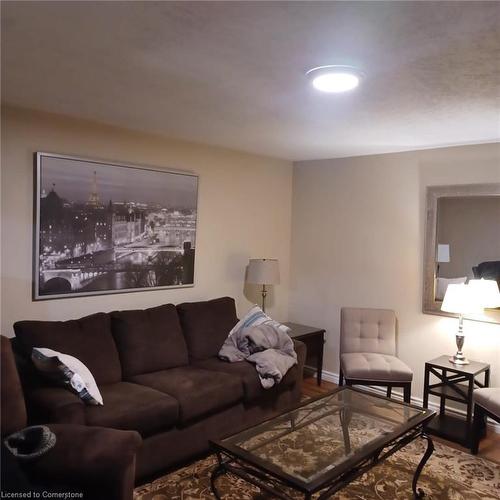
<box><xmin>437</xmin><ymin>244</ymin><xmax>450</xmax><ymax>263</ymax></box>
<box><xmin>441</xmin><ymin>283</ymin><xmax>482</xmax><ymax>315</ymax></box>
<box><xmin>468</xmin><ymin>279</ymin><xmax>500</xmax><ymax>309</ymax></box>
<box><xmin>247</xmin><ymin>259</ymin><xmax>280</xmax><ymax>285</ymax></box>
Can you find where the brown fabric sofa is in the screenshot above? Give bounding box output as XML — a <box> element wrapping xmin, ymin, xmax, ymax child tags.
<box><xmin>1</xmin><ymin>335</ymin><xmax>141</xmax><ymax>500</ymax></box>
<box><xmin>13</xmin><ymin>297</ymin><xmax>306</xmax><ymax>481</ymax></box>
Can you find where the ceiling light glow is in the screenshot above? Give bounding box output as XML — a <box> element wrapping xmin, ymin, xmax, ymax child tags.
<box><xmin>306</xmin><ymin>65</ymin><xmax>362</xmax><ymax>93</ymax></box>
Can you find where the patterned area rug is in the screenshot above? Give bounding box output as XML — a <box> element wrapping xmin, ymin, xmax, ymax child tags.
<box><xmin>134</xmin><ymin>438</ymin><xmax>500</xmax><ymax>499</ymax></box>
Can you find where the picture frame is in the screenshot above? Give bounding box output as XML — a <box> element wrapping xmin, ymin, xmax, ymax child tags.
<box><xmin>33</xmin><ymin>152</ymin><xmax>198</xmax><ymax>300</ymax></box>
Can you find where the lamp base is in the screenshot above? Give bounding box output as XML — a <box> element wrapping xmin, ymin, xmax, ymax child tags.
<box><xmin>449</xmin><ymin>354</ymin><xmax>469</xmax><ymax>365</ymax></box>
<box><xmin>449</xmin><ymin>331</ymin><xmax>469</xmax><ymax>365</ymax></box>
<box><xmin>260</xmin><ymin>284</ymin><xmax>267</xmax><ymax>313</ymax></box>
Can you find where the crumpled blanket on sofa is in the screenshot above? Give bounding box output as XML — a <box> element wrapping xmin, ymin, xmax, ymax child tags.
<box><xmin>218</xmin><ymin>324</ymin><xmax>297</xmax><ymax>388</ymax></box>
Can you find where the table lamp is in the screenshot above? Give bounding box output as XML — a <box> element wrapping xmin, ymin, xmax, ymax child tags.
<box><xmin>441</xmin><ymin>283</ymin><xmax>482</xmax><ymax>365</ymax></box>
<box><xmin>246</xmin><ymin>259</ymin><xmax>280</xmax><ymax>312</ymax></box>
<box><xmin>468</xmin><ymin>278</ymin><xmax>500</xmax><ymax>309</ymax></box>
<box><xmin>436</xmin><ymin>244</ymin><xmax>450</xmax><ymax>277</ymax></box>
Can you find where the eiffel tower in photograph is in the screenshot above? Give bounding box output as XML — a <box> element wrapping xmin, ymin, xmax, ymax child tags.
<box><xmin>87</xmin><ymin>170</ymin><xmax>101</xmax><ymax>207</ymax></box>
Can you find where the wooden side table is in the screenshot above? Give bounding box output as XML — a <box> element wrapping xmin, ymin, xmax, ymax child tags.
<box><xmin>422</xmin><ymin>355</ymin><xmax>490</xmax><ymax>448</ymax></box>
<box><xmin>285</xmin><ymin>322</ymin><xmax>325</xmax><ymax>386</ymax></box>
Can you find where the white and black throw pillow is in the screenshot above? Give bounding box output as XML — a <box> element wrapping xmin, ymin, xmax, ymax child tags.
<box><xmin>31</xmin><ymin>348</ymin><xmax>103</xmax><ymax>405</ymax></box>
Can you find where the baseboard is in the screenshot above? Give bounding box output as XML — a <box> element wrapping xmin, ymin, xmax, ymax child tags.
<box><xmin>311</xmin><ymin>367</ymin><xmax>500</xmax><ymax>435</ymax></box>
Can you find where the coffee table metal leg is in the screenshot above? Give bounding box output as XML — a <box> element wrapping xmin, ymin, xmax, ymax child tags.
<box><xmin>340</xmin><ymin>406</ymin><xmax>352</xmax><ymax>455</ymax></box>
<box><xmin>211</xmin><ymin>453</ymin><xmax>226</xmax><ymax>500</ymax></box>
<box><xmin>412</xmin><ymin>433</ymin><xmax>434</xmax><ymax>498</ymax></box>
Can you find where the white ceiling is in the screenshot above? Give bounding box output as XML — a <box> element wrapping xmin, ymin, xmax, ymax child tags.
<box><xmin>2</xmin><ymin>1</ymin><xmax>500</xmax><ymax>161</ymax></box>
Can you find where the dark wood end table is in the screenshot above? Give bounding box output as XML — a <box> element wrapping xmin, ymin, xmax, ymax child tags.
<box><xmin>422</xmin><ymin>355</ymin><xmax>490</xmax><ymax>447</ymax></box>
<box><xmin>285</xmin><ymin>322</ymin><xmax>325</xmax><ymax>386</ymax></box>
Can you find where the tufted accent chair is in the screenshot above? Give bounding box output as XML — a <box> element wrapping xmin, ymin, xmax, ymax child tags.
<box><xmin>339</xmin><ymin>307</ymin><xmax>413</xmax><ymax>403</ymax></box>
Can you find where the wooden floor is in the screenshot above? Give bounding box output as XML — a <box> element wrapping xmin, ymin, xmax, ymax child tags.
<box><xmin>302</xmin><ymin>376</ymin><xmax>500</xmax><ymax>465</ymax></box>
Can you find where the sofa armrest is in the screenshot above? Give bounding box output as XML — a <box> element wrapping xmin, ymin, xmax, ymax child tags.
<box><xmin>29</xmin><ymin>424</ymin><xmax>142</xmax><ymax>500</ymax></box>
<box><xmin>27</xmin><ymin>387</ymin><xmax>85</xmax><ymax>425</ymax></box>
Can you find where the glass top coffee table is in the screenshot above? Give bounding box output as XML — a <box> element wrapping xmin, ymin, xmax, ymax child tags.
<box><xmin>210</xmin><ymin>387</ymin><xmax>436</xmax><ymax>499</ymax></box>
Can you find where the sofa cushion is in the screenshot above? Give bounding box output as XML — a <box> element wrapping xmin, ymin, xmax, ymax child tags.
<box><xmin>194</xmin><ymin>358</ymin><xmax>262</xmax><ymax>402</ymax></box>
<box><xmin>194</xmin><ymin>357</ymin><xmax>298</xmax><ymax>403</ymax></box>
<box><xmin>27</xmin><ymin>386</ymin><xmax>85</xmax><ymax>425</ymax></box>
<box><xmin>176</xmin><ymin>297</ymin><xmax>238</xmax><ymax>361</ymax></box>
<box><xmin>14</xmin><ymin>313</ymin><xmax>121</xmax><ymax>385</ymax></box>
<box><xmin>340</xmin><ymin>352</ymin><xmax>413</xmax><ymax>383</ymax></box>
<box><xmin>111</xmin><ymin>304</ymin><xmax>188</xmax><ymax>377</ymax></box>
<box><xmin>85</xmin><ymin>382</ymin><xmax>178</xmax><ymax>437</ymax></box>
<box><xmin>130</xmin><ymin>367</ymin><xmax>243</xmax><ymax>423</ymax></box>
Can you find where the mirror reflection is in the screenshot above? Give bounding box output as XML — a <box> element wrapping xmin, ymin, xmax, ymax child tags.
<box><xmin>435</xmin><ymin>196</ymin><xmax>500</xmax><ymax>308</ymax></box>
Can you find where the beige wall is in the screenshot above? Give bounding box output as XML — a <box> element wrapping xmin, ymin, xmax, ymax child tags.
<box><xmin>2</xmin><ymin>106</ymin><xmax>499</xmax><ymax>398</ymax></box>
<box><xmin>1</xmin><ymin>107</ymin><xmax>293</xmax><ymax>336</ymax></box>
<box><xmin>290</xmin><ymin>143</ymin><xmax>500</xmax><ymax>395</ymax></box>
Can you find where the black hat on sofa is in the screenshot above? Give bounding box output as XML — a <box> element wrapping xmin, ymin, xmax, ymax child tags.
<box><xmin>4</xmin><ymin>425</ymin><xmax>56</xmax><ymax>461</ymax></box>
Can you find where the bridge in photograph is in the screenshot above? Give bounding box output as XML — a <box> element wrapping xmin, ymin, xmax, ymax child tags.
<box><xmin>40</xmin><ymin>249</ymin><xmax>183</xmax><ymax>292</ymax></box>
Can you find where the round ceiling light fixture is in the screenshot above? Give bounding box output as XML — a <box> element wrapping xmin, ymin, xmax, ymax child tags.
<box><xmin>306</xmin><ymin>65</ymin><xmax>362</xmax><ymax>93</ymax></box>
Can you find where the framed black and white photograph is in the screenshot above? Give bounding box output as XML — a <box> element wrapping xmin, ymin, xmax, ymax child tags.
<box><xmin>34</xmin><ymin>152</ymin><xmax>198</xmax><ymax>300</ymax></box>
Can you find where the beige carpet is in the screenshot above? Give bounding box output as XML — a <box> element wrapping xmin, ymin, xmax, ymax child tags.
<box><xmin>134</xmin><ymin>438</ymin><xmax>500</xmax><ymax>499</ymax></box>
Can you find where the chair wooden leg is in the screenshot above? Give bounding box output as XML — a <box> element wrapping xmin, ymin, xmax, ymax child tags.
<box><xmin>403</xmin><ymin>383</ymin><xmax>411</xmax><ymax>404</ymax></box>
<box><xmin>386</xmin><ymin>386</ymin><xmax>392</xmax><ymax>398</ymax></box>
<box><xmin>339</xmin><ymin>369</ymin><xmax>344</xmax><ymax>387</ymax></box>
<box><xmin>471</xmin><ymin>403</ymin><xmax>484</xmax><ymax>454</ymax></box>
